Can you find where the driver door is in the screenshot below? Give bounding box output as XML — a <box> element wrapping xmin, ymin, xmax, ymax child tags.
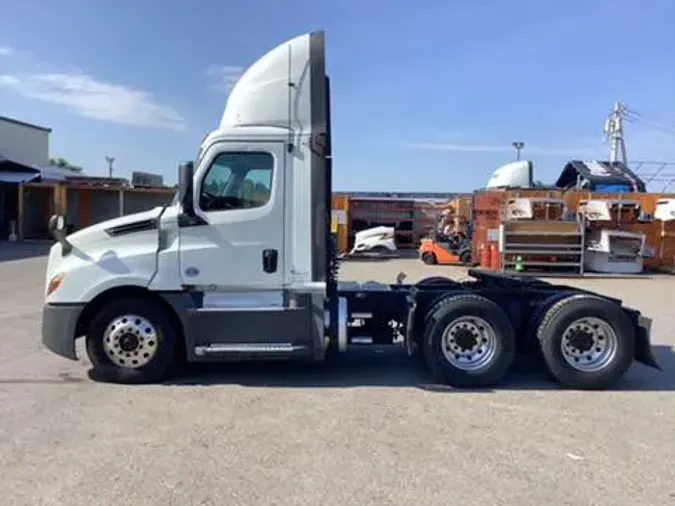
<box><xmin>178</xmin><ymin>140</ymin><xmax>286</xmax><ymax>297</ymax></box>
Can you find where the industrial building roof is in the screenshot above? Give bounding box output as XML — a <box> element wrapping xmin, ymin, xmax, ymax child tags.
<box><xmin>0</xmin><ymin>115</ymin><xmax>52</xmax><ymax>133</ymax></box>
<box><xmin>0</xmin><ymin>155</ymin><xmax>72</xmax><ymax>183</ymax></box>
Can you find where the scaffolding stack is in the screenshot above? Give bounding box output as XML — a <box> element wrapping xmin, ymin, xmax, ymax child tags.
<box><xmin>498</xmin><ymin>198</ymin><xmax>586</xmax><ymax>275</ymax></box>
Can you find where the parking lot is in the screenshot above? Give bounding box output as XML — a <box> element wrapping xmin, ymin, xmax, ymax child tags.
<box><xmin>1</xmin><ymin>244</ymin><xmax>674</xmax><ymax>506</ymax></box>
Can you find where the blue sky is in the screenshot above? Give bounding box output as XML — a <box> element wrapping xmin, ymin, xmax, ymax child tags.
<box><xmin>1</xmin><ymin>0</ymin><xmax>674</xmax><ymax>191</ymax></box>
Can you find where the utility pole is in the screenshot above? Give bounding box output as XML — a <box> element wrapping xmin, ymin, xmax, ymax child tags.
<box><xmin>512</xmin><ymin>141</ymin><xmax>525</xmax><ymax>161</ymax></box>
<box><xmin>603</xmin><ymin>101</ymin><xmax>628</xmax><ymax>165</ymax></box>
<box><xmin>105</xmin><ymin>155</ymin><xmax>115</xmax><ymax>178</ymax></box>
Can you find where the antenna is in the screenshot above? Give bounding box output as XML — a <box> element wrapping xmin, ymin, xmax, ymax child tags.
<box><xmin>512</xmin><ymin>141</ymin><xmax>525</xmax><ymax>161</ymax></box>
<box><xmin>603</xmin><ymin>102</ymin><xmax>628</xmax><ymax>165</ymax></box>
<box><xmin>105</xmin><ymin>155</ymin><xmax>115</xmax><ymax>178</ymax></box>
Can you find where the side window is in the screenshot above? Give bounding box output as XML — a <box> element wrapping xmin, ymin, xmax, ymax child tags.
<box><xmin>199</xmin><ymin>151</ymin><xmax>273</xmax><ymax>211</ymax></box>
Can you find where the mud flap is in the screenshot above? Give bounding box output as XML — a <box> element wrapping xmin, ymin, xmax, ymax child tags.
<box><xmin>635</xmin><ymin>315</ymin><xmax>660</xmax><ymax>370</ymax></box>
<box><xmin>404</xmin><ymin>293</ymin><xmax>417</xmax><ymax>357</ymax></box>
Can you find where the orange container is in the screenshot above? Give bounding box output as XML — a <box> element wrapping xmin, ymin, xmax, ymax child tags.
<box><xmin>479</xmin><ymin>243</ymin><xmax>490</xmax><ymax>268</ymax></box>
<box><xmin>489</xmin><ymin>244</ymin><xmax>500</xmax><ymax>270</ymax></box>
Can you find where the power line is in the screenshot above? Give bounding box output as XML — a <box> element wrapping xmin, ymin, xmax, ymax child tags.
<box><xmin>624</xmin><ymin>107</ymin><xmax>675</xmax><ymax>137</ymax></box>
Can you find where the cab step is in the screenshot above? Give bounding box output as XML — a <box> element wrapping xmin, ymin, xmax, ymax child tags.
<box><xmin>194</xmin><ymin>342</ymin><xmax>307</xmax><ymax>356</ymax></box>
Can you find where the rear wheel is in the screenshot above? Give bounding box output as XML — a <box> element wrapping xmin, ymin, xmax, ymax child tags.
<box><xmin>421</xmin><ymin>252</ymin><xmax>437</xmax><ymax>265</ymax></box>
<box><xmin>537</xmin><ymin>294</ymin><xmax>635</xmax><ymax>389</ymax></box>
<box><xmin>524</xmin><ymin>291</ymin><xmax>576</xmax><ymax>354</ymax></box>
<box><xmin>459</xmin><ymin>250</ymin><xmax>472</xmax><ymax>265</ymax></box>
<box><xmin>86</xmin><ymin>297</ymin><xmax>179</xmax><ymax>384</ymax></box>
<box><xmin>422</xmin><ymin>294</ymin><xmax>516</xmax><ymax>387</ymax></box>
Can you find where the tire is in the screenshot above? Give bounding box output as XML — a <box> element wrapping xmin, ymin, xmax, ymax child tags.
<box><xmin>407</xmin><ymin>278</ymin><xmax>459</xmax><ymax>361</ymax></box>
<box><xmin>422</xmin><ymin>294</ymin><xmax>516</xmax><ymax>387</ymax></box>
<box><xmin>536</xmin><ymin>294</ymin><xmax>635</xmax><ymax>390</ymax></box>
<box><xmin>416</xmin><ymin>276</ymin><xmax>457</xmax><ymax>287</ymax></box>
<box><xmin>523</xmin><ymin>291</ymin><xmax>576</xmax><ymax>354</ymax></box>
<box><xmin>86</xmin><ymin>297</ymin><xmax>179</xmax><ymax>384</ymax></box>
<box><xmin>421</xmin><ymin>252</ymin><xmax>437</xmax><ymax>265</ymax></box>
<box><xmin>459</xmin><ymin>250</ymin><xmax>472</xmax><ymax>265</ymax></box>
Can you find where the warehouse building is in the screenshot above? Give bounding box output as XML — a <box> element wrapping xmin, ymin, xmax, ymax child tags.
<box><xmin>0</xmin><ymin>115</ymin><xmax>67</xmax><ymax>240</ymax></box>
<box><xmin>0</xmin><ymin>114</ymin><xmax>51</xmax><ymax>168</ymax></box>
<box><xmin>0</xmin><ymin>114</ymin><xmax>174</xmax><ymax>241</ymax></box>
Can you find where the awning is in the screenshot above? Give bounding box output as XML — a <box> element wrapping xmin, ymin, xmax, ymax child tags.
<box><xmin>33</xmin><ymin>164</ymin><xmax>70</xmax><ymax>182</ymax></box>
<box><xmin>0</xmin><ymin>171</ymin><xmax>40</xmax><ymax>183</ymax></box>
<box><xmin>0</xmin><ymin>155</ymin><xmax>71</xmax><ymax>183</ymax></box>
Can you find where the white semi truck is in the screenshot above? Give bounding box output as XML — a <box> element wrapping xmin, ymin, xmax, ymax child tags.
<box><xmin>41</xmin><ymin>31</ymin><xmax>658</xmax><ymax>389</ymax></box>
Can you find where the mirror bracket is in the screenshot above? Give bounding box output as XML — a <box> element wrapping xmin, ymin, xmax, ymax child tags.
<box><xmin>176</xmin><ymin>161</ymin><xmax>207</xmax><ymax>227</ymax></box>
<box><xmin>48</xmin><ymin>214</ymin><xmax>73</xmax><ymax>255</ymax></box>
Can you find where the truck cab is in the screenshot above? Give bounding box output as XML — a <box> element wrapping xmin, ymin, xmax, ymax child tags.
<box><xmin>42</xmin><ymin>31</ymin><xmax>334</xmax><ymax>381</ymax></box>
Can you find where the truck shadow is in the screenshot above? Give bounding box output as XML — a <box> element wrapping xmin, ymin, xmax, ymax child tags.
<box><xmin>339</xmin><ymin>250</ymin><xmax>419</xmax><ymax>262</ymax></box>
<box><xmin>0</xmin><ymin>242</ymin><xmax>51</xmax><ymax>263</ymax></box>
<box><xmin>159</xmin><ymin>345</ymin><xmax>675</xmax><ymax>392</ymax></box>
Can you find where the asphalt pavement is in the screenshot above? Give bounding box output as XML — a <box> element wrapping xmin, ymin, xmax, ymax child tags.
<box><xmin>1</xmin><ymin>245</ymin><xmax>674</xmax><ymax>506</ymax></box>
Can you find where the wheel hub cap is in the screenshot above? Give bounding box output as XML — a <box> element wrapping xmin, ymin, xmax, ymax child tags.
<box><xmin>441</xmin><ymin>316</ymin><xmax>497</xmax><ymax>371</ymax></box>
<box><xmin>119</xmin><ymin>333</ymin><xmax>140</xmax><ymax>352</ymax></box>
<box><xmin>454</xmin><ymin>328</ymin><xmax>478</xmax><ymax>352</ymax></box>
<box><xmin>102</xmin><ymin>314</ymin><xmax>158</xmax><ymax>369</ymax></box>
<box><xmin>560</xmin><ymin>317</ymin><xmax>618</xmax><ymax>372</ymax></box>
<box><xmin>567</xmin><ymin>329</ymin><xmax>594</xmax><ymax>353</ymax></box>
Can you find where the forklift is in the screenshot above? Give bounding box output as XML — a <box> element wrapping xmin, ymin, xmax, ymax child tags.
<box><xmin>419</xmin><ymin>209</ymin><xmax>473</xmax><ymax>265</ymax></box>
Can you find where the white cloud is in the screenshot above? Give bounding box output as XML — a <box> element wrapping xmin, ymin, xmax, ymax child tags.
<box><xmin>407</xmin><ymin>141</ymin><xmax>601</xmax><ymax>157</ymax></box>
<box><xmin>205</xmin><ymin>64</ymin><xmax>244</xmax><ymax>93</ymax></box>
<box><xmin>0</xmin><ymin>72</ymin><xmax>187</xmax><ymax>131</ymax></box>
<box><xmin>0</xmin><ymin>75</ymin><xmax>20</xmax><ymax>86</ymax></box>
<box><xmin>0</xmin><ymin>46</ymin><xmax>12</xmax><ymax>56</ymax></box>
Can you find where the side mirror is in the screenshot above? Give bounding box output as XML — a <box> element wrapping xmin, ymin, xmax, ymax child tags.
<box><xmin>48</xmin><ymin>214</ymin><xmax>72</xmax><ymax>254</ymax></box>
<box><xmin>48</xmin><ymin>214</ymin><xmax>66</xmax><ymax>235</ymax></box>
<box><xmin>178</xmin><ymin>161</ymin><xmax>195</xmax><ymax>216</ymax></box>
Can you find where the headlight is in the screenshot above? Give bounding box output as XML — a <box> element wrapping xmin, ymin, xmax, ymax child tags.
<box><xmin>47</xmin><ymin>272</ymin><xmax>65</xmax><ymax>296</ymax></box>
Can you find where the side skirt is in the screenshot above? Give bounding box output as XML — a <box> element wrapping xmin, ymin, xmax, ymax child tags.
<box><xmin>158</xmin><ymin>290</ymin><xmax>326</xmax><ymax>363</ymax></box>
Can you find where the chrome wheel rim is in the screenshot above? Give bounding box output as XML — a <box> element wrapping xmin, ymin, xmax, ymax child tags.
<box><xmin>103</xmin><ymin>314</ymin><xmax>158</xmax><ymax>369</ymax></box>
<box><xmin>560</xmin><ymin>317</ymin><xmax>618</xmax><ymax>372</ymax></box>
<box><xmin>441</xmin><ymin>316</ymin><xmax>497</xmax><ymax>371</ymax></box>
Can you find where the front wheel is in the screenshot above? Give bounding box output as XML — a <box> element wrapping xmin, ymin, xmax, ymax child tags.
<box><xmin>86</xmin><ymin>297</ymin><xmax>179</xmax><ymax>384</ymax></box>
<box><xmin>421</xmin><ymin>252</ymin><xmax>437</xmax><ymax>265</ymax></box>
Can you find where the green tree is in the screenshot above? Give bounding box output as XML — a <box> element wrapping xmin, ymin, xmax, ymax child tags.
<box><xmin>48</xmin><ymin>157</ymin><xmax>83</xmax><ymax>173</ymax></box>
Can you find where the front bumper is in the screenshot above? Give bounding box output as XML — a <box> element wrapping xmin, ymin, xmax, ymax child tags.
<box><xmin>41</xmin><ymin>303</ymin><xmax>86</xmax><ymax>360</ymax></box>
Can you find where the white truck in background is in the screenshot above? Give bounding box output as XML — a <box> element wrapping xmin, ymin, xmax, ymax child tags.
<box><xmin>41</xmin><ymin>31</ymin><xmax>658</xmax><ymax>389</ymax></box>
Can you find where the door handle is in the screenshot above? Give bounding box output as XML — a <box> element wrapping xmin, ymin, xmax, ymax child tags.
<box><xmin>262</xmin><ymin>249</ymin><xmax>278</xmax><ymax>273</ymax></box>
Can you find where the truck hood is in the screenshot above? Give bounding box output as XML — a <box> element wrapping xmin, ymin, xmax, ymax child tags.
<box><xmin>45</xmin><ymin>205</ymin><xmax>170</xmax><ymax>303</ymax></box>
<box><xmin>66</xmin><ymin>206</ymin><xmax>163</xmax><ymax>248</ymax></box>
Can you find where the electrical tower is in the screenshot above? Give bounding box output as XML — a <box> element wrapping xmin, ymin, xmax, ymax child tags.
<box><xmin>606</xmin><ymin>101</ymin><xmax>675</xmax><ymax>192</ymax></box>
<box><xmin>603</xmin><ymin>101</ymin><xmax>628</xmax><ymax>165</ymax></box>
<box><xmin>105</xmin><ymin>156</ymin><xmax>115</xmax><ymax>178</ymax></box>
